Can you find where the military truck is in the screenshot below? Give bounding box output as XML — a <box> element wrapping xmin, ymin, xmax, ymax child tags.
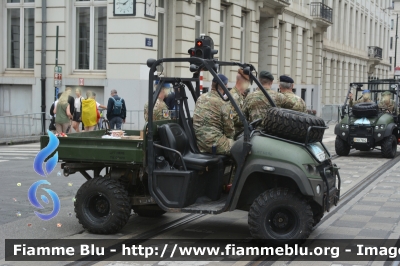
<box><xmin>335</xmin><ymin>80</ymin><xmax>400</xmax><ymax>158</ymax></box>
<box><xmin>40</xmin><ymin>36</ymin><xmax>340</xmax><ymax>243</ymax></box>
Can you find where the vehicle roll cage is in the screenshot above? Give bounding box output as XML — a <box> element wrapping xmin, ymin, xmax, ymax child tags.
<box><xmin>342</xmin><ymin>80</ymin><xmax>400</xmax><ymax>118</ymax></box>
<box><xmin>146</xmin><ymin>57</ymin><xmax>278</xmax><ymax>211</ymax></box>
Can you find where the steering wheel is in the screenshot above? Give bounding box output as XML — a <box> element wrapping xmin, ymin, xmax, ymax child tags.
<box><xmin>234</xmin><ymin>119</ymin><xmax>263</xmax><ymax>140</ymax></box>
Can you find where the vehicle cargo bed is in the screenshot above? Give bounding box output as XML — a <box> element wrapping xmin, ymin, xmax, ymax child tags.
<box><xmin>40</xmin><ymin>130</ymin><xmax>145</xmax><ymax>164</ymax></box>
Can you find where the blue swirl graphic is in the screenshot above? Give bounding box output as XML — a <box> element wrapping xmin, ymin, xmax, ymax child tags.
<box><xmin>28</xmin><ymin>180</ymin><xmax>60</xmax><ymax>221</ymax></box>
<box><xmin>33</xmin><ymin>130</ymin><xmax>59</xmax><ymax>177</ymax></box>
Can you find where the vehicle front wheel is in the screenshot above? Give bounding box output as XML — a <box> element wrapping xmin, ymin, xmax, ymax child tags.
<box><xmin>248</xmin><ymin>188</ymin><xmax>313</xmax><ymax>244</ymax></box>
<box><xmin>335</xmin><ymin>136</ymin><xmax>351</xmax><ymax>156</ymax></box>
<box><xmin>381</xmin><ymin>134</ymin><xmax>397</xmax><ymax>158</ymax></box>
<box><xmin>75</xmin><ymin>177</ymin><xmax>131</xmax><ymax>234</ymax></box>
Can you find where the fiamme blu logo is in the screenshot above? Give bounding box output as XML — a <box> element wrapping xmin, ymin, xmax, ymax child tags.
<box><xmin>28</xmin><ymin>131</ymin><xmax>60</xmax><ymax>221</ymax></box>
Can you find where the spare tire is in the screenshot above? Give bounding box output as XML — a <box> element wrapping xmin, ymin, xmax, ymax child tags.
<box><xmin>264</xmin><ymin>108</ymin><xmax>326</xmax><ymax>143</ymax></box>
<box><xmin>352</xmin><ymin>102</ymin><xmax>378</xmax><ymax>117</ymax></box>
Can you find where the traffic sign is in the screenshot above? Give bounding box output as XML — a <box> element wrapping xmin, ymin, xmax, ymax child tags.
<box><xmin>54</xmin><ymin>66</ymin><xmax>62</xmax><ymax>87</ymax></box>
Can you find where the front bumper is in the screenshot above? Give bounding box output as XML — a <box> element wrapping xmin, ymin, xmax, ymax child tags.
<box><xmin>323</xmin><ymin>164</ymin><xmax>340</xmax><ymax>212</ymax></box>
<box><xmin>315</xmin><ymin>161</ymin><xmax>341</xmax><ymax>212</ymax></box>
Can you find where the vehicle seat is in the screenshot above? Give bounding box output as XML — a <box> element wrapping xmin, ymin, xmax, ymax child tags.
<box><xmin>158</xmin><ymin>123</ymin><xmax>221</xmax><ymax>171</ymax></box>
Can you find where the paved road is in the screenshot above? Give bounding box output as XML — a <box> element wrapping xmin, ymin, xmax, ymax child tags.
<box><xmin>1</xmin><ymin>126</ymin><xmax>400</xmax><ymax>266</ymax></box>
<box><xmin>0</xmin><ymin>143</ymin><xmax>88</xmax><ymax>259</ymax></box>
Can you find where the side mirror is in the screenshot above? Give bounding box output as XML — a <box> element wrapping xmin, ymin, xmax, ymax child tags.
<box><xmin>147</xmin><ymin>58</ymin><xmax>156</xmax><ymax>68</ymax></box>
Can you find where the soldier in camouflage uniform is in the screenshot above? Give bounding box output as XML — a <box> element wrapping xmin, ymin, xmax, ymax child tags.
<box><xmin>144</xmin><ymin>81</ymin><xmax>170</xmax><ymax>122</ymax></box>
<box><xmin>243</xmin><ymin>71</ymin><xmax>285</xmax><ymax>128</ymax></box>
<box><xmin>230</xmin><ymin>69</ymin><xmax>250</xmax><ymax>134</ymax></box>
<box><xmin>193</xmin><ymin>74</ymin><xmax>235</xmax><ymax>155</ymax></box>
<box><xmin>349</xmin><ymin>90</ymin><xmax>372</xmax><ymax>107</ymax></box>
<box><xmin>378</xmin><ymin>91</ymin><xmax>398</xmax><ymax>113</ymax></box>
<box><xmin>279</xmin><ymin>75</ymin><xmax>307</xmax><ymax>113</ymax></box>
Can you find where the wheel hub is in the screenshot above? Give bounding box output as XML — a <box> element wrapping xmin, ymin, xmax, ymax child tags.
<box><xmin>95</xmin><ymin>198</ymin><xmax>109</xmax><ymax>214</ymax></box>
<box><xmin>272</xmin><ymin>212</ymin><xmax>289</xmax><ymax>229</ymax></box>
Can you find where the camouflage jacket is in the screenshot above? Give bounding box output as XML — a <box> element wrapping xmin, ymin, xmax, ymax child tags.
<box><xmin>378</xmin><ymin>99</ymin><xmax>398</xmax><ymax>113</ymax></box>
<box><xmin>193</xmin><ymin>90</ymin><xmax>235</xmax><ymax>155</ymax></box>
<box><xmin>144</xmin><ymin>99</ymin><xmax>170</xmax><ymax>122</ymax></box>
<box><xmin>243</xmin><ymin>88</ymin><xmax>286</xmax><ymax>128</ymax></box>
<box><xmin>229</xmin><ymin>86</ymin><xmax>245</xmax><ymax>134</ymax></box>
<box><xmin>281</xmin><ymin>91</ymin><xmax>307</xmax><ymax>113</ymax></box>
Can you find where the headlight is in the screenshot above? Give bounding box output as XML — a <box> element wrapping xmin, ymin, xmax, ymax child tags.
<box><xmin>345</xmin><ymin>125</ymin><xmax>349</xmax><ymax>129</ymax></box>
<box><xmin>316</xmin><ymin>185</ymin><xmax>321</xmax><ymax>194</ymax></box>
<box><xmin>375</xmin><ymin>126</ymin><xmax>379</xmax><ymax>130</ymax></box>
<box><xmin>380</xmin><ymin>125</ymin><xmax>385</xmax><ymax>129</ymax></box>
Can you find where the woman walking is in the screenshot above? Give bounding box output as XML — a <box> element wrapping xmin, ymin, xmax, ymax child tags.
<box><xmin>81</xmin><ymin>91</ymin><xmax>100</xmax><ymax>132</ymax></box>
<box><xmin>54</xmin><ymin>91</ymin><xmax>73</xmax><ymax>134</ymax></box>
<box><xmin>72</xmin><ymin>88</ymin><xmax>84</xmax><ymax>132</ymax></box>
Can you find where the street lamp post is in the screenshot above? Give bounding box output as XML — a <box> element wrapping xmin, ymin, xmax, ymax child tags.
<box><xmin>395</xmin><ymin>13</ymin><xmax>398</xmax><ymax>74</ymax></box>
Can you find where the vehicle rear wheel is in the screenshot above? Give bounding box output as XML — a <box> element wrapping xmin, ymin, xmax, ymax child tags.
<box><xmin>335</xmin><ymin>136</ymin><xmax>351</xmax><ymax>156</ymax></box>
<box><xmin>133</xmin><ymin>205</ymin><xmax>166</xmax><ymax>217</ymax></box>
<box><xmin>263</xmin><ymin>108</ymin><xmax>326</xmax><ymax>143</ymax></box>
<box><xmin>75</xmin><ymin>177</ymin><xmax>131</xmax><ymax>234</ymax></box>
<box><xmin>248</xmin><ymin>188</ymin><xmax>313</xmax><ymax>244</ymax></box>
<box><xmin>381</xmin><ymin>134</ymin><xmax>397</xmax><ymax>158</ymax></box>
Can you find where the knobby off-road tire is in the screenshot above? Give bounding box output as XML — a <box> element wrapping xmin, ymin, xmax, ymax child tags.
<box><xmin>381</xmin><ymin>134</ymin><xmax>397</xmax><ymax>158</ymax></box>
<box><xmin>264</xmin><ymin>108</ymin><xmax>326</xmax><ymax>143</ymax></box>
<box><xmin>75</xmin><ymin>177</ymin><xmax>131</xmax><ymax>234</ymax></box>
<box><xmin>248</xmin><ymin>188</ymin><xmax>313</xmax><ymax>244</ymax></box>
<box><xmin>352</xmin><ymin>102</ymin><xmax>379</xmax><ymax>118</ymax></box>
<box><xmin>335</xmin><ymin>136</ymin><xmax>351</xmax><ymax>156</ymax></box>
<box><xmin>312</xmin><ymin>211</ymin><xmax>324</xmax><ymax>227</ymax></box>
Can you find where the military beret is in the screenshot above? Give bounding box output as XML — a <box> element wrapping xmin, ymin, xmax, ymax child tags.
<box><xmin>238</xmin><ymin>68</ymin><xmax>250</xmax><ymax>81</ymax></box>
<box><xmin>212</xmin><ymin>74</ymin><xmax>229</xmax><ymax>85</ymax></box>
<box><xmin>280</xmin><ymin>75</ymin><xmax>294</xmax><ymax>83</ymax></box>
<box><xmin>259</xmin><ymin>71</ymin><xmax>274</xmax><ymax>81</ymax></box>
<box><xmin>362</xmin><ymin>89</ymin><xmax>371</xmax><ymax>94</ymax></box>
<box><xmin>382</xmin><ymin>91</ymin><xmax>392</xmax><ymax>96</ymax></box>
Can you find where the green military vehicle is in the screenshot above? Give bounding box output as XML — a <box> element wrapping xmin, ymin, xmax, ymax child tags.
<box><xmin>335</xmin><ymin>80</ymin><xmax>400</xmax><ymax>158</ymax></box>
<box><xmin>40</xmin><ymin>36</ymin><xmax>340</xmax><ymax>243</ymax></box>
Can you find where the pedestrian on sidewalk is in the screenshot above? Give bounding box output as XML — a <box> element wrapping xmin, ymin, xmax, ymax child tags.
<box><xmin>107</xmin><ymin>89</ymin><xmax>126</xmax><ymax>130</ymax></box>
<box><xmin>81</xmin><ymin>91</ymin><xmax>101</xmax><ymax>132</ymax></box>
<box><xmin>54</xmin><ymin>91</ymin><xmax>73</xmax><ymax>134</ymax></box>
<box><xmin>49</xmin><ymin>92</ymin><xmax>62</xmax><ymax>132</ymax></box>
<box><xmin>72</xmin><ymin>88</ymin><xmax>84</xmax><ymax>132</ymax></box>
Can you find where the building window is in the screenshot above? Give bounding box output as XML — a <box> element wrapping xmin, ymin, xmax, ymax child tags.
<box><xmin>390</xmin><ymin>57</ymin><xmax>392</xmax><ymax>64</ymax></box>
<box><xmin>195</xmin><ymin>1</ymin><xmax>204</xmax><ymax>38</ymax></box>
<box><xmin>301</xmin><ymin>89</ymin><xmax>306</xmax><ymax>102</ymax></box>
<box><xmin>74</xmin><ymin>0</ymin><xmax>107</xmax><ymax>70</ymax></box>
<box><xmin>391</xmin><ymin>19</ymin><xmax>394</xmax><ymax>30</ymax></box>
<box><xmin>6</xmin><ymin>0</ymin><xmax>35</xmax><ymax>69</ymax></box>
<box><xmin>240</xmin><ymin>13</ymin><xmax>246</xmax><ymax>63</ymax></box>
<box><xmin>391</xmin><ymin>37</ymin><xmax>393</xmax><ymax>50</ymax></box>
<box><xmin>158</xmin><ymin>0</ymin><xmax>167</xmax><ymax>60</ymax></box>
<box><xmin>219</xmin><ymin>7</ymin><xmax>226</xmax><ymax>61</ymax></box>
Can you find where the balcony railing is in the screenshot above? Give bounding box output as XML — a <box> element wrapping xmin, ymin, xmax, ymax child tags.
<box><xmin>310</xmin><ymin>2</ymin><xmax>333</xmax><ymax>23</ymax></box>
<box><xmin>368</xmin><ymin>46</ymin><xmax>383</xmax><ymax>60</ymax></box>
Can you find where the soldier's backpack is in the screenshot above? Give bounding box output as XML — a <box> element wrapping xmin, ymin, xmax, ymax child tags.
<box><xmin>111</xmin><ymin>97</ymin><xmax>123</xmax><ymax>115</ymax></box>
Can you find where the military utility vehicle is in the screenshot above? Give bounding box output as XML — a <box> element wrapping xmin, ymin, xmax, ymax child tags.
<box><xmin>335</xmin><ymin>80</ymin><xmax>400</xmax><ymax>158</ymax></box>
<box><xmin>41</xmin><ymin>36</ymin><xmax>340</xmax><ymax>243</ymax></box>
